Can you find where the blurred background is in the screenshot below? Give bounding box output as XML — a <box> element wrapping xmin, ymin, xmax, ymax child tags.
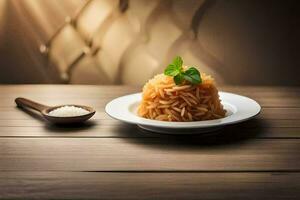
<box><xmin>0</xmin><ymin>0</ymin><xmax>299</xmax><ymax>86</ymax></box>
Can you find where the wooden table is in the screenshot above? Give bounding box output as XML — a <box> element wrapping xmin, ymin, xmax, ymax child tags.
<box><xmin>0</xmin><ymin>85</ymin><xmax>299</xmax><ymax>199</ymax></box>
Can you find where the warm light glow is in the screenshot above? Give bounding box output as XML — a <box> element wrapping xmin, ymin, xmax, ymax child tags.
<box><xmin>77</xmin><ymin>0</ymin><xmax>116</xmax><ymax>40</ymax></box>
<box><xmin>0</xmin><ymin>0</ymin><xmax>7</xmax><ymax>44</ymax></box>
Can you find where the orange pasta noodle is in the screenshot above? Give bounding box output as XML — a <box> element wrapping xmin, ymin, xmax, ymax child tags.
<box><xmin>138</xmin><ymin>73</ymin><xmax>226</xmax><ymax>122</ymax></box>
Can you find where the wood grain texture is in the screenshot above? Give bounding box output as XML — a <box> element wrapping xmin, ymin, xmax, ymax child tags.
<box><xmin>1</xmin><ymin>172</ymin><xmax>299</xmax><ymax>200</ymax></box>
<box><xmin>1</xmin><ymin>107</ymin><xmax>300</xmax><ymax>120</ymax></box>
<box><xmin>0</xmin><ymin>85</ymin><xmax>299</xmax><ymax>199</ymax></box>
<box><xmin>0</xmin><ymin>138</ymin><xmax>299</xmax><ymax>171</ymax></box>
<box><xmin>0</xmin><ymin>85</ymin><xmax>299</xmax><ymax>138</ymax></box>
<box><xmin>0</xmin><ymin>111</ymin><xmax>299</xmax><ymax>138</ymax></box>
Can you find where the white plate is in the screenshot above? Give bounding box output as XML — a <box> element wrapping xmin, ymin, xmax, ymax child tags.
<box><xmin>105</xmin><ymin>92</ymin><xmax>261</xmax><ymax>134</ymax></box>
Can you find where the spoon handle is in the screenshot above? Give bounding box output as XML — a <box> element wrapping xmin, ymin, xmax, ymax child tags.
<box><xmin>15</xmin><ymin>97</ymin><xmax>50</xmax><ymax>112</ymax></box>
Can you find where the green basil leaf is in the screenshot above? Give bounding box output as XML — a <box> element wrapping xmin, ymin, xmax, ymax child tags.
<box><xmin>172</xmin><ymin>56</ymin><xmax>183</xmax><ymax>69</ymax></box>
<box><xmin>174</xmin><ymin>74</ymin><xmax>184</xmax><ymax>85</ymax></box>
<box><xmin>164</xmin><ymin>64</ymin><xmax>180</xmax><ymax>76</ymax></box>
<box><xmin>164</xmin><ymin>57</ymin><xmax>202</xmax><ymax>85</ymax></box>
<box><xmin>183</xmin><ymin>67</ymin><xmax>201</xmax><ymax>84</ymax></box>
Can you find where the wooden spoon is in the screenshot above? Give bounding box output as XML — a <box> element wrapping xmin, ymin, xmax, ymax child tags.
<box><xmin>15</xmin><ymin>97</ymin><xmax>96</xmax><ymax>124</ymax></box>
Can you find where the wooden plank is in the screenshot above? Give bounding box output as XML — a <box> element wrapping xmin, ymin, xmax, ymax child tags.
<box><xmin>259</xmin><ymin>108</ymin><xmax>300</xmax><ymax>119</ymax></box>
<box><xmin>0</xmin><ymin>172</ymin><xmax>299</xmax><ymax>200</ymax></box>
<box><xmin>0</xmin><ymin>86</ymin><xmax>138</xmax><ymax>100</ymax></box>
<box><xmin>0</xmin><ymin>106</ymin><xmax>299</xmax><ymax>139</ymax></box>
<box><xmin>0</xmin><ymin>118</ymin><xmax>298</xmax><ymax>128</ymax></box>
<box><xmin>1</xmin><ymin>107</ymin><xmax>300</xmax><ymax>120</ymax></box>
<box><xmin>0</xmin><ymin>108</ymin><xmax>299</xmax><ymax>138</ymax></box>
<box><xmin>242</xmin><ymin>119</ymin><xmax>300</xmax><ymax>128</ymax></box>
<box><xmin>1</xmin><ymin>96</ymin><xmax>298</xmax><ymax>108</ymax></box>
<box><xmin>0</xmin><ymin>122</ymin><xmax>299</xmax><ymax>138</ymax></box>
<box><xmin>0</xmin><ymin>85</ymin><xmax>299</xmax><ymax>108</ymax></box>
<box><xmin>0</xmin><ymin>138</ymin><xmax>299</xmax><ymax>171</ymax></box>
<box><xmin>221</xmin><ymin>86</ymin><xmax>300</xmax><ymax>97</ymax></box>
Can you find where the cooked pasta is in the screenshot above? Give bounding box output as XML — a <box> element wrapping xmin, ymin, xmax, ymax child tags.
<box><xmin>138</xmin><ymin>72</ymin><xmax>226</xmax><ymax>122</ymax></box>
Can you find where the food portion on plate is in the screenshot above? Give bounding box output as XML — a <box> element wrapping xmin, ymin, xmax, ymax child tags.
<box><xmin>105</xmin><ymin>56</ymin><xmax>261</xmax><ymax>133</ymax></box>
<box><xmin>138</xmin><ymin>56</ymin><xmax>226</xmax><ymax>122</ymax></box>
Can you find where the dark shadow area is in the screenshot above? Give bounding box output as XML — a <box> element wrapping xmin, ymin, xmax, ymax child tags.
<box><xmin>44</xmin><ymin>121</ymin><xmax>97</xmax><ymax>133</ymax></box>
<box><xmin>114</xmin><ymin>118</ymin><xmax>265</xmax><ymax>149</ymax></box>
<box><xmin>192</xmin><ymin>0</ymin><xmax>216</xmax><ymax>35</ymax></box>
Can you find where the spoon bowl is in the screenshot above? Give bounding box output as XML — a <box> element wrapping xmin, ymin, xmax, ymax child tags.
<box><xmin>15</xmin><ymin>98</ymin><xmax>96</xmax><ymax>124</ymax></box>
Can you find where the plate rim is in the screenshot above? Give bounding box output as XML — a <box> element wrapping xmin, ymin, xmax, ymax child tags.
<box><xmin>105</xmin><ymin>91</ymin><xmax>261</xmax><ymax>129</ymax></box>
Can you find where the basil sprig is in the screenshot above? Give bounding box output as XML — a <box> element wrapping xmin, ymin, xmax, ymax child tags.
<box><xmin>164</xmin><ymin>56</ymin><xmax>202</xmax><ymax>85</ymax></box>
